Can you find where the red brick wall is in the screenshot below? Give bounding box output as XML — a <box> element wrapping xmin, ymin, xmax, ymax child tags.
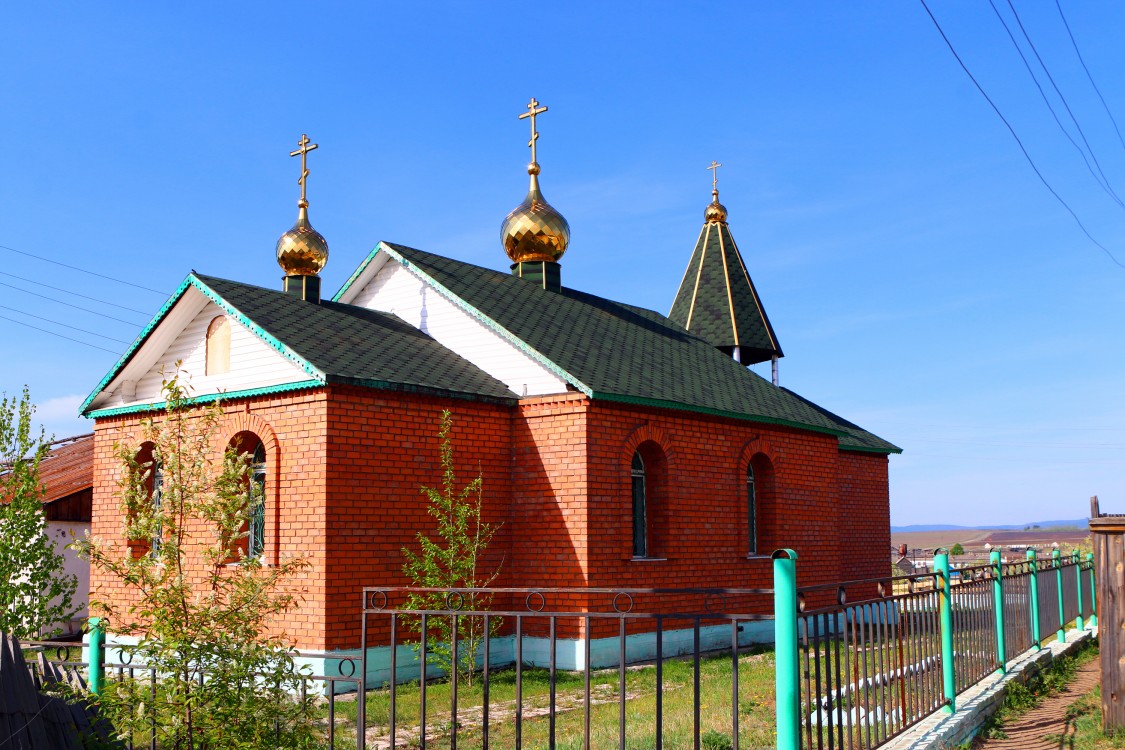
<box><xmin>90</xmin><ymin>389</ymin><xmax>330</xmax><ymax>648</ymax></box>
<box><xmin>585</xmin><ymin>400</ymin><xmax>851</xmax><ymax>591</ymax></box>
<box><xmin>321</xmin><ymin>386</ymin><xmax>512</xmax><ymax>651</ymax></box>
<box><xmin>836</xmin><ymin>451</ymin><xmax>891</xmax><ymax>589</ymax></box>
<box><xmin>91</xmin><ymin>386</ymin><xmax>891</xmax><ymax>651</ymax></box>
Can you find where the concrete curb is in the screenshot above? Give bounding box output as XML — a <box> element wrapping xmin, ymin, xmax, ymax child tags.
<box><xmin>882</xmin><ymin>625</ymin><xmax>1097</xmax><ymax>750</ymax></box>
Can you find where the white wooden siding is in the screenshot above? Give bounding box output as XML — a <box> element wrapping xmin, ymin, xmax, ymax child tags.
<box><xmin>349</xmin><ymin>262</ymin><xmax>568</xmax><ymax>397</ymax></box>
<box><xmin>91</xmin><ymin>289</ymin><xmax>312</xmax><ymax>411</ymax></box>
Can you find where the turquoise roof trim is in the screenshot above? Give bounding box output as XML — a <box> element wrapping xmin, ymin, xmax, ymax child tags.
<box><xmin>335</xmin><ymin>243</ymin><xmax>593</xmax><ymax>397</ymax></box>
<box><xmin>80</xmin><ymin>274</ymin><xmax>327</xmax><ymax>417</ymax></box>
<box><xmin>85</xmin><ymin>379</ymin><xmax>324</xmax><ymax>419</ymax></box>
<box><xmin>332</xmin><ymin>249</ymin><xmax>379</xmax><ymax>303</ymax></box>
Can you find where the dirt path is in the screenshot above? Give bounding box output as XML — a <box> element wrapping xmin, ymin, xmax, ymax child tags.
<box><xmin>975</xmin><ymin>659</ymin><xmax>1100</xmax><ymax>749</ymax></box>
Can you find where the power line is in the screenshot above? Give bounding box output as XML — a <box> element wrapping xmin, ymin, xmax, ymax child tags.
<box><xmin>0</xmin><ymin>314</ymin><xmax>118</xmax><ymax>354</ymax></box>
<box><xmin>919</xmin><ymin>0</ymin><xmax>1125</xmax><ymax>270</ymax></box>
<box><xmin>1054</xmin><ymin>0</ymin><xmax>1125</xmax><ymax>154</ymax></box>
<box><xmin>0</xmin><ymin>304</ymin><xmax>130</xmax><ymax>343</ymax></box>
<box><xmin>1003</xmin><ymin>0</ymin><xmax>1122</xmax><ymax>206</ymax></box>
<box><xmin>0</xmin><ymin>244</ymin><xmax>168</xmax><ymax>295</ymax></box>
<box><xmin>988</xmin><ymin>0</ymin><xmax>1124</xmax><ymax>209</ymax></box>
<box><xmin>0</xmin><ymin>280</ymin><xmax>147</xmax><ymax>326</ymax></box>
<box><xmin>0</xmin><ymin>271</ymin><xmax>154</xmax><ymax>315</ymax></box>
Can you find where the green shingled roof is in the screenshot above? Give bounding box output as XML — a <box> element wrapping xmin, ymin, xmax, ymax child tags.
<box><xmin>668</xmin><ymin>219</ymin><xmax>782</xmax><ymax>365</ymax></box>
<box><xmin>359</xmin><ymin>244</ymin><xmax>899</xmax><ymax>453</ymax></box>
<box><xmin>194</xmin><ymin>275</ymin><xmax>516</xmax><ymax>402</ymax></box>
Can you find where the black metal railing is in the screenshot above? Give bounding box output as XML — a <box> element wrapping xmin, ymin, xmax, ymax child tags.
<box><xmin>1001</xmin><ymin>560</ymin><xmax>1035</xmax><ymax>656</ymax></box>
<box><xmin>23</xmin><ymin>641</ymin><xmax>362</xmax><ymax>749</ymax></box>
<box><xmin>950</xmin><ymin>566</ymin><xmax>999</xmax><ymax>693</ymax></box>
<box><xmin>359</xmin><ymin>585</ymin><xmax>774</xmax><ymax>750</ymax></box>
<box><xmin>795</xmin><ymin>572</ymin><xmax>947</xmax><ymax>749</ymax></box>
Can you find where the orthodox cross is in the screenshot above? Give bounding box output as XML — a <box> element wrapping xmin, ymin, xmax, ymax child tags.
<box><xmin>290</xmin><ymin>134</ymin><xmax>319</xmax><ymax>204</ymax></box>
<box><xmin>519</xmin><ymin>98</ymin><xmax>549</xmax><ymax>164</ymax></box>
<box><xmin>707</xmin><ymin>160</ymin><xmax>723</xmax><ymax>192</ymax></box>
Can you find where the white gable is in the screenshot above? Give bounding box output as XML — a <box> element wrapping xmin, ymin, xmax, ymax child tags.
<box><xmin>88</xmin><ymin>286</ymin><xmax>312</xmax><ymax>412</ymax></box>
<box><xmin>347</xmin><ymin>259</ymin><xmax>568</xmax><ymax>397</ymax></box>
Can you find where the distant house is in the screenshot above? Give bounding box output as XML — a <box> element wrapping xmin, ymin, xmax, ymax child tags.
<box><xmin>35</xmin><ymin>434</ymin><xmax>93</xmax><ymax>636</ymax></box>
<box><xmin>893</xmin><ymin>555</ymin><xmax>916</xmax><ymax>576</ymax></box>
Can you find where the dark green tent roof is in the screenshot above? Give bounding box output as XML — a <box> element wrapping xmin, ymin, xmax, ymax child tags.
<box><xmin>668</xmin><ymin>219</ymin><xmax>782</xmax><ymax>365</ymax></box>
<box><xmin>357</xmin><ymin>244</ymin><xmax>898</xmax><ymax>454</ymax></box>
<box><xmin>195</xmin><ymin>274</ymin><xmax>516</xmax><ymax>402</ymax></box>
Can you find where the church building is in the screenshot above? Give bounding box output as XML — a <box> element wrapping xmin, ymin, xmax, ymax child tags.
<box><xmin>81</xmin><ymin>100</ymin><xmax>899</xmax><ymax>667</ymax></box>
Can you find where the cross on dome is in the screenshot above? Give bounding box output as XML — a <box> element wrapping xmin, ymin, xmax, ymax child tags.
<box><xmin>289</xmin><ymin>134</ymin><xmax>319</xmax><ymax>206</ymax></box>
<box><xmin>519</xmin><ymin>98</ymin><xmax>549</xmax><ymax>167</ymax></box>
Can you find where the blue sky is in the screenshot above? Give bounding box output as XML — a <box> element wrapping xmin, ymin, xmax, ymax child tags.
<box><xmin>1</xmin><ymin>2</ymin><xmax>1123</xmax><ymax>527</ymax></box>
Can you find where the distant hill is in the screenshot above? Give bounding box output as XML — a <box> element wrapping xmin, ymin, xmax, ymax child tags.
<box><xmin>891</xmin><ymin>518</ymin><xmax>1087</xmax><ymax>533</ymax></box>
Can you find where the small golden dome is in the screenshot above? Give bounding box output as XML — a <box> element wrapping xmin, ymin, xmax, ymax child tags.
<box><xmin>501</xmin><ymin>166</ymin><xmax>570</xmax><ymax>263</ymax></box>
<box><xmin>705</xmin><ymin>188</ymin><xmax>728</xmax><ymax>224</ymax></box>
<box><xmin>276</xmin><ymin>200</ymin><xmax>329</xmax><ymax>276</ymax></box>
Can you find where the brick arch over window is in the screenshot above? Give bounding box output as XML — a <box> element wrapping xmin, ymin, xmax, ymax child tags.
<box><xmin>218</xmin><ymin>413</ymin><xmax>279</xmax><ymax>564</ymax></box>
<box><xmin>622</xmin><ymin>424</ymin><xmax>672</xmax><ymax>559</ymax></box>
<box><xmin>739</xmin><ymin>439</ymin><xmax>778</xmax><ymax>556</ymax></box>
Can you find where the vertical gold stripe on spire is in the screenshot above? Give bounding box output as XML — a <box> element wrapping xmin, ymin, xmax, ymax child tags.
<box><xmin>671</xmin><ymin>223</ymin><xmax>708</xmax><ymax>316</ymax></box>
<box><xmin>727</xmin><ymin>227</ymin><xmax>778</xmax><ymax>351</ymax></box>
<box><xmin>686</xmin><ymin>222</ymin><xmax>711</xmax><ymax>328</ymax></box>
<box><xmin>717</xmin><ymin>220</ymin><xmax>740</xmax><ymax>348</ymax></box>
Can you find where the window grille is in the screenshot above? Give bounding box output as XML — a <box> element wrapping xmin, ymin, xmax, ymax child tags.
<box><xmin>631</xmin><ymin>452</ymin><xmax>647</xmax><ymax>558</ymax></box>
<box><xmin>249</xmin><ymin>443</ymin><xmax>266</xmax><ymax>558</ymax></box>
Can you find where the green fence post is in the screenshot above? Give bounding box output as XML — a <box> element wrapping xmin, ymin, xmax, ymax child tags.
<box><xmin>991</xmin><ymin>549</ymin><xmax>1006</xmax><ymax>673</ymax></box>
<box><xmin>1027</xmin><ymin>549</ymin><xmax>1041</xmax><ymax>648</ymax></box>
<box><xmin>1074</xmin><ymin>549</ymin><xmax>1085</xmax><ymax>632</ymax></box>
<box><xmin>1086</xmin><ymin>552</ymin><xmax>1097</xmax><ymax>628</ymax></box>
<box><xmin>773</xmin><ymin>549</ymin><xmax>800</xmax><ymax>750</ymax></box>
<box><xmin>935</xmin><ymin>550</ymin><xmax>956</xmax><ymax>713</ymax></box>
<box><xmin>88</xmin><ymin>616</ymin><xmax>105</xmax><ymax>696</ymax></box>
<box><xmin>1053</xmin><ymin>549</ymin><xmax>1065</xmax><ymax>643</ymax></box>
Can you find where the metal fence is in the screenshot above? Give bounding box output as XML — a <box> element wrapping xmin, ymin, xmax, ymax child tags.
<box><xmin>790</xmin><ymin>550</ymin><xmax>1094</xmax><ymax>750</ymax></box>
<box><xmin>19</xmin><ymin>549</ymin><xmax>1095</xmax><ymax>750</ymax></box>
<box><xmin>1001</xmin><ymin>561</ymin><xmax>1035</xmax><ymax>656</ymax></box>
<box><xmin>794</xmin><ymin>574</ymin><xmax>946</xmax><ymax>749</ymax></box>
<box><xmin>23</xmin><ymin>640</ymin><xmax>363</xmax><ymax>749</ymax></box>
<box><xmin>358</xmin><ymin>585</ymin><xmax>773</xmax><ymax>749</ymax></box>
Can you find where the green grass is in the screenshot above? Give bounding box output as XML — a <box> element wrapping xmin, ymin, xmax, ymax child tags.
<box><xmin>319</xmin><ymin>647</ymin><xmax>777</xmax><ymax>749</ymax></box>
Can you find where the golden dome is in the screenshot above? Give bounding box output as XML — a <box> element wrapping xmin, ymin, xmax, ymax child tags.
<box><xmin>501</xmin><ymin>165</ymin><xmax>570</xmax><ymax>263</ymax></box>
<box><xmin>276</xmin><ymin>200</ymin><xmax>329</xmax><ymax>276</ymax></box>
<box><xmin>705</xmin><ymin>188</ymin><xmax>728</xmax><ymax>224</ymax></box>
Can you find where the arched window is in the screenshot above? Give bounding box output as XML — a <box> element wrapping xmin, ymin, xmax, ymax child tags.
<box><xmin>151</xmin><ymin>459</ymin><xmax>163</xmax><ymax>554</ymax></box>
<box><xmin>747</xmin><ymin>453</ymin><xmax>775</xmax><ymax>555</ymax></box>
<box><xmin>206</xmin><ymin>316</ymin><xmax>231</xmax><ymax>376</ymax></box>
<box><xmin>631</xmin><ymin>452</ymin><xmax>647</xmax><ymax>558</ymax></box>
<box><xmin>132</xmin><ymin>442</ymin><xmax>162</xmax><ymax>557</ymax></box>
<box><xmin>248</xmin><ymin>443</ymin><xmax>266</xmax><ymax>558</ymax></box>
<box><xmin>229</xmin><ymin>432</ymin><xmax>266</xmax><ymax>560</ymax></box>
<box><xmin>747</xmin><ymin>463</ymin><xmax>757</xmax><ymax>555</ymax></box>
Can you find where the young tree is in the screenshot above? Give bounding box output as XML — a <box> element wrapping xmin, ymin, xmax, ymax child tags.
<box><xmin>77</xmin><ymin>377</ymin><xmax>316</xmax><ymax>749</ymax></box>
<box><xmin>949</xmin><ymin>542</ymin><xmax>965</xmax><ymax>556</ymax></box>
<box><xmin>0</xmin><ymin>387</ymin><xmax>78</xmax><ymax>639</ymax></box>
<box><xmin>402</xmin><ymin>410</ymin><xmax>501</xmax><ymax>686</ymax></box>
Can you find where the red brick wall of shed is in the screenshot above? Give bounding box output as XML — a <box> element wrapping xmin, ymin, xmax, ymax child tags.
<box><xmin>322</xmin><ymin>386</ymin><xmax>513</xmax><ymax>651</ymax></box>
<box><xmin>90</xmin><ymin>389</ymin><xmax>329</xmax><ymax>649</ymax></box>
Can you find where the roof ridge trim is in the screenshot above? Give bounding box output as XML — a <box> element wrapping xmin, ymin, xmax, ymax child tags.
<box><xmin>373</xmin><ymin>243</ymin><xmax>593</xmax><ymax>397</ymax></box>
<box><xmin>80</xmin><ymin>274</ymin><xmax>326</xmax><ymax>417</ymax></box>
